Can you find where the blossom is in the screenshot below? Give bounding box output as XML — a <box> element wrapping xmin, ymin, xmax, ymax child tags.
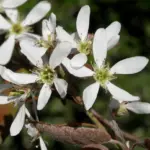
<box><xmin>21</xmin><ymin>12</ymin><xmax>57</xmax><ymax>57</ymax></box>
<box><xmin>0</xmin><ymin>84</ymin><xmax>31</xmax><ymax>136</ymax></box>
<box><xmin>19</xmin><ymin>40</ymin><xmax>72</xmax><ymax>110</ymax></box>
<box><xmin>56</xmin><ymin>5</ymin><xmax>91</xmax><ymax>69</ymax></box>
<box><xmin>26</xmin><ymin>123</ymin><xmax>47</xmax><ymax>150</ymax></box>
<box><xmin>0</xmin><ymin>1</ymin><xmax>51</xmax><ymax>65</ymax></box>
<box><xmin>109</xmin><ymin>98</ymin><xmax>150</xmax><ymax>116</ymax></box>
<box><xmin>63</xmin><ymin>28</ymin><xmax>148</xmax><ymax>110</ymax></box>
<box><xmin>0</xmin><ymin>0</ymin><xmax>27</xmax><ymax>12</ymax></box>
<box><xmin>56</xmin><ymin>5</ymin><xmax>121</xmax><ymax>69</ymax></box>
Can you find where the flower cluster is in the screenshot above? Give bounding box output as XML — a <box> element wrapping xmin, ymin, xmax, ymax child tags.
<box><xmin>0</xmin><ymin>1</ymin><xmax>149</xmax><ymax>150</ymax></box>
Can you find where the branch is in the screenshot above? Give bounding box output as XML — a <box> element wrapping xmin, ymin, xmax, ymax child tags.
<box><xmin>32</xmin><ymin>121</ymin><xmax>111</xmax><ymax>147</ymax></box>
<box><xmin>91</xmin><ymin>109</ymin><xmax>140</xmax><ymax>142</ymax></box>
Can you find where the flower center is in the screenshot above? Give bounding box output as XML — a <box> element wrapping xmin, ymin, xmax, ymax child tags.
<box><xmin>37</xmin><ymin>34</ymin><xmax>56</xmax><ymax>49</ymax></box>
<box><xmin>37</xmin><ymin>65</ymin><xmax>55</xmax><ymax>85</ymax></box>
<box><xmin>10</xmin><ymin>23</ymin><xmax>24</xmax><ymax>35</ymax></box>
<box><xmin>93</xmin><ymin>65</ymin><xmax>116</xmax><ymax>88</ymax></box>
<box><xmin>78</xmin><ymin>40</ymin><xmax>92</xmax><ymax>55</ymax></box>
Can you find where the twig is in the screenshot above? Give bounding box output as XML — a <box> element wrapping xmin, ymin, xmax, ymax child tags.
<box><xmin>86</xmin><ymin>111</ymin><xmax>107</xmax><ymax>132</ymax></box>
<box><xmin>32</xmin><ymin>121</ymin><xmax>111</xmax><ymax>146</ymax></box>
<box><xmin>91</xmin><ymin>109</ymin><xmax>140</xmax><ymax>142</ymax></box>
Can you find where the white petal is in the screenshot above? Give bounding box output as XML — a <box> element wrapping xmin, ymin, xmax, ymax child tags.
<box><xmin>42</xmin><ymin>20</ymin><xmax>51</xmax><ymax>41</ymax></box>
<box><xmin>0</xmin><ymin>35</ymin><xmax>15</xmax><ymax>65</ymax></box>
<box><xmin>49</xmin><ymin>42</ymin><xmax>72</xmax><ymax>69</ymax></box>
<box><xmin>0</xmin><ymin>66</ymin><xmax>38</xmax><ymax>85</ymax></box>
<box><xmin>49</xmin><ymin>13</ymin><xmax>56</xmax><ymax>32</ymax></box>
<box><xmin>22</xmin><ymin>1</ymin><xmax>51</xmax><ymax>26</ymax></box>
<box><xmin>106</xmin><ymin>21</ymin><xmax>121</xmax><ymax>42</ymax></box>
<box><xmin>62</xmin><ymin>57</ymin><xmax>94</xmax><ymax>77</ymax></box>
<box><xmin>0</xmin><ymin>96</ymin><xmax>10</xmax><ymax>104</ymax></box>
<box><xmin>20</xmin><ymin>39</ymin><xmax>45</xmax><ymax>68</ymax></box>
<box><xmin>110</xmin><ymin>56</ymin><xmax>149</xmax><ymax>74</ymax></box>
<box><xmin>76</xmin><ymin>5</ymin><xmax>90</xmax><ymax>41</ymax></box>
<box><xmin>107</xmin><ymin>82</ymin><xmax>140</xmax><ymax>103</ymax></box>
<box><xmin>56</xmin><ymin>26</ymin><xmax>76</xmax><ymax>47</ymax></box>
<box><xmin>126</xmin><ymin>102</ymin><xmax>150</xmax><ymax>114</ymax></box>
<box><xmin>2</xmin><ymin>0</ymin><xmax>27</xmax><ymax>8</ymax></box>
<box><xmin>10</xmin><ymin>104</ymin><xmax>26</xmax><ymax>136</ymax></box>
<box><xmin>93</xmin><ymin>28</ymin><xmax>107</xmax><ymax>68</ymax></box>
<box><xmin>54</xmin><ymin>78</ymin><xmax>68</xmax><ymax>98</ymax></box>
<box><xmin>42</xmin><ymin>13</ymin><xmax>56</xmax><ymax>40</ymax></box>
<box><xmin>107</xmin><ymin>35</ymin><xmax>120</xmax><ymax>50</ymax></box>
<box><xmin>83</xmin><ymin>82</ymin><xmax>100</xmax><ymax>110</ymax></box>
<box><xmin>70</xmin><ymin>53</ymin><xmax>87</xmax><ymax>69</ymax></box>
<box><xmin>17</xmin><ymin>32</ymin><xmax>41</xmax><ymax>41</ymax></box>
<box><xmin>5</xmin><ymin>9</ymin><xmax>19</xmax><ymax>23</ymax></box>
<box><xmin>25</xmin><ymin>108</ymin><xmax>34</xmax><ymax>120</ymax></box>
<box><xmin>0</xmin><ymin>15</ymin><xmax>11</xmax><ymax>30</ymax></box>
<box><xmin>39</xmin><ymin>137</ymin><xmax>47</xmax><ymax>150</ymax></box>
<box><xmin>26</xmin><ymin>123</ymin><xmax>38</xmax><ymax>137</ymax></box>
<box><xmin>37</xmin><ymin>84</ymin><xmax>52</xmax><ymax>110</ymax></box>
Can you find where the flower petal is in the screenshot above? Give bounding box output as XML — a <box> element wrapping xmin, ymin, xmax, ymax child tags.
<box><xmin>20</xmin><ymin>39</ymin><xmax>45</xmax><ymax>68</ymax></box>
<box><xmin>42</xmin><ymin>20</ymin><xmax>51</xmax><ymax>41</ymax></box>
<box><xmin>126</xmin><ymin>102</ymin><xmax>150</xmax><ymax>114</ymax></box>
<box><xmin>49</xmin><ymin>42</ymin><xmax>72</xmax><ymax>69</ymax></box>
<box><xmin>0</xmin><ymin>66</ymin><xmax>38</xmax><ymax>85</ymax></box>
<box><xmin>49</xmin><ymin>13</ymin><xmax>56</xmax><ymax>32</ymax></box>
<box><xmin>0</xmin><ymin>35</ymin><xmax>15</xmax><ymax>65</ymax></box>
<box><xmin>0</xmin><ymin>15</ymin><xmax>11</xmax><ymax>30</ymax></box>
<box><xmin>110</xmin><ymin>56</ymin><xmax>149</xmax><ymax>74</ymax></box>
<box><xmin>107</xmin><ymin>82</ymin><xmax>140</xmax><ymax>103</ymax></box>
<box><xmin>22</xmin><ymin>1</ymin><xmax>51</xmax><ymax>26</ymax></box>
<box><xmin>37</xmin><ymin>84</ymin><xmax>52</xmax><ymax>110</ymax></box>
<box><xmin>2</xmin><ymin>0</ymin><xmax>27</xmax><ymax>8</ymax></box>
<box><xmin>62</xmin><ymin>57</ymin><xmax>94</xmax><ymax>77</ymax></box>
<box><xmin>93</xmin><ymin>28</ymin><xmax>107</xmax><ymax>68</ymax></box>
<box><xmin>5</xmin><ymin>9</ymin><xmax>19</xmax><ymax>23</ymax></box>
<box><xmin>83</xmin><ymin>82</ymin><xmax>100</xmax><ymax>110</ymax></box>
<box><xmin>70</xmin><ymin>53</ymin><xmax>87</xmax><ymax>69</ymax></box>
<box><xmin>56</xmin><ymin>26</ymin><xmax>76</xmax><ymax>47</ymax></box>
<box><xmin>39</xmin><ymin>136</ymin><xmax>47</xmax><ymax>150</ymax></box>
<box><xmin>10</xmin><ymin>104</ymin><xmax>26</xmax><ymax>136</ymax></box>
<box><xmin>107</xmin><ymin>35</ymin><xmax>120</xmax><ymax>50</ymax></box>
<box><xmin>106</xmin><ymin>21</ymin><xmax>121</xmax><ymax>42</ymax></box>
<box><xmin>54</xmin><ymin>78</ymin><xmax>68</xmax><ymax>98</ymax></box>
<box><xmin>26</xmin><ymin>123</ymin><xmax>38</xmax><ymax>137</ymax></box>
<box><xmin>42</xmin><ymin>13</ymin><xmax>56</xmax><ymax>39</ymax></box>
<box><xmin>76</xmin><ymin>5</ymin><xmax>90</xmax><ymax>41</ymax></box>
<box><xmin>0</xmin><ymin>96</ymin><xmax>10</xmax><ymax>104</ymax></box>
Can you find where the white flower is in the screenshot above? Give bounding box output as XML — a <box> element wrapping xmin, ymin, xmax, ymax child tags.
<box><xmin>125</xmin><ymin>101</ymin><xmax>150</xmax><ymax>114</ymax></box>
<box><xmin>19</xmin><ymin>40</ymin><xmax>72</xmax><ymax>110</ymax></box>
<box><xmin>63</xmin><ymin>28</ymin><xmax>148</xmax><ymax>110</ymax></box>
<box><xmin>0</xmin><ymin>0</ymin><xmax>27</xmax><ymax>12</ymax></box>
<box><xmin>56</xmin><ymin>5</ymin><xmax>121</xmax><ymax>69</ymax></box>
<box><xmin>22</xmin><ymin>13</ymin><xmax>57</xmax><ymax>57</ymax></box>
<box><xmin>56</xmin><ymin>5</ymin><xmax>91</xmax><ymax>69</ymax></box>
<box><xmin>109</xmin><ymin>99</ymin><xmax>150</xmax><ymax>115</ymax></box>
<box><xmin>0</xmin><ymin>85</ymin><xmax>31</xmax><ymax>136</ymax></box>
<box><xmin>26</xmin><ymin>123</ymin><xmax>47</xmax><ymax>150</ymax></box>
<box><xmin>0</xmin><ymin>1</ymin><xmax>51</xmax><ymax>65</ymax></box>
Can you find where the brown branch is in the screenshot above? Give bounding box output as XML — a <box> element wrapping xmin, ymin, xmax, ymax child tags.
<box><xmin>91</xmin><ymin>109</ymin><xmax>140</xmax><ymax>142</ymax></box>
<box><xmin>32</xmin><ymin>121</ymin><xmax>111</xmax><ymax>147</ymax></box>
<box><xmin>82</xmin><ymin>144</ymin><xmax>109</xmax><ymax>150</ymax></box>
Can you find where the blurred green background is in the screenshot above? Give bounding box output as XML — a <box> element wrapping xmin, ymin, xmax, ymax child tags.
<box><xmin>1</xmin><ymin>0</ymin><xmax>150</xmax><ymax>149</ymax></box>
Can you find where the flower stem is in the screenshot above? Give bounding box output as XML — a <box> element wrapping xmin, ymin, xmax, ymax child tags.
<box><xmin>86</xmin><ymin>110</ymin><xmax>107</xmax><ymax>131</ymax></box>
